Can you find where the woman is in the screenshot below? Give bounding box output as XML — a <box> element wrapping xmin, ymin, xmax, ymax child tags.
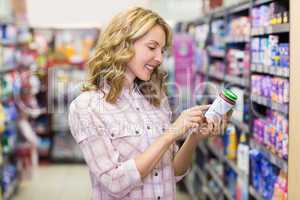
<box><xmin>68</xmin><ymin>7</ymin><xmax>226</xmax><ymax>200</ymax></box>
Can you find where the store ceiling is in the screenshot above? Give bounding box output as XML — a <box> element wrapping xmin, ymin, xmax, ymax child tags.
<box><xmin>26</xmin><ymin>0</ymin><xmax>202</xmax><ymax>29</ymax></box>
<box><xmin>26</xmin><ymin>0</ymin><xmax>149</xmax><ymax>29</ymax></box>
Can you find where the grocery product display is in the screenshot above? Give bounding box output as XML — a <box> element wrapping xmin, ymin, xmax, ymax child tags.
<box><xmin>166</xmin><ymin>0</ymin><xmax>294</xmax><ymax>199</ymax></box>
<box><xmin>2</xmin><ymin>0</ymin><xmax>300</xmax><ymax>199</ymax></box>
<box><xmin>1</xmin><ymin>0</ymin><xmax>99</xmax><ymax>198</ymax></box>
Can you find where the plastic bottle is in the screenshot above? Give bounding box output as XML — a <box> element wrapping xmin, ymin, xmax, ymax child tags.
<box><xmin>236</xmin><ymin>133</ymin><xmax>249</xmax><ymax>200</ymax></box>
<box><xmin>205</xmin><ymin>89</ymin><xmax>238</xmax><ymax>119</ymax></box>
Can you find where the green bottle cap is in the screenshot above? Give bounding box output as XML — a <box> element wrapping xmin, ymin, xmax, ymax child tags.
<box><xmin>223</xmin><ymin>89</ymin><xmax>238</xmax><ymax>102</ymax></box>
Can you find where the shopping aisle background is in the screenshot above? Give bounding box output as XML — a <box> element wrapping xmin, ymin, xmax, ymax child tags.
<box><xmin>11</xmin><ymin>165</ymin><xmax>190</xmax><ymax>200</ymax></box>
<box><xmin>2</xmin><ymin>0</ymin><xmax>300</xmax><ymax>199</ymax></box>
<box><xmin>12</xmin><ymin>165</ymin><xmax>91</xmax><ymax>200</ymax></box>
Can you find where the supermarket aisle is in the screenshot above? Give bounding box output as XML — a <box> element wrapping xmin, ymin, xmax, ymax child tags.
<box><xmin>12</xmin><ymin>165</ymin><xmax>91</xmax><ymax>200</ymax></box>
<box><xmin>12</xmin><ymin>165</ymin><xmax>191</xmax><ymax>200</ymax></box>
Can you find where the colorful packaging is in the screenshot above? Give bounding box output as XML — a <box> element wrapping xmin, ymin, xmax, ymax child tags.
<box><xmin>224</xmin><ymin>124</ymin><xmax>237</xmax><ymax>160</ymax></box>
<box><xmin>236</xmin><ymin>133</ymin><xmax>249</xmax><ymax>200</ymax></box>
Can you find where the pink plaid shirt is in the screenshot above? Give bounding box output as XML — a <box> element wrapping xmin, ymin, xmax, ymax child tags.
<box><xmin>68</xmin><ymin>84</ymin><xmax>187</xmax><ymax>200</ymax></box>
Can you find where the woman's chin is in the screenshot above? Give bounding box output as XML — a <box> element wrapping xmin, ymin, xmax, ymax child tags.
<box><xmin>138</xmin><ymin>74</ymin><xmax>151</xmax><ymax>81</ymax></box>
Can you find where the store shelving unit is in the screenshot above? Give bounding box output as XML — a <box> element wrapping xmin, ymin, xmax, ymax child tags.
<box><xmin>288</xmin><ymin>1</ymin><xmax>300</xmax><ymax>198</ymax></box>
<box><xmin>251</xmin><ymin>94</ymin><xmax>289</xmax><ymax>114</ymax></box>
<box><xmin>251</xmin><ymin>63</ymin><xmax>289</xmax><ymax>78</ymax></box>
<box><xmin>251</xmin><ymin>23</ymin><xmax>289</xmax><ymax>36</ymax></box>
<box><xmin>179</xmin><ymin>0</ymin><xmax>297</xmax><ymax>199</ymax></box>
<box><xmin>249</xmin><ymin>186</ymin><xmax>264</xmax><ymax>200</ymax></box>
<box><xmin>224</xmin><ymin>75</ymin><xmax>250</xmax><ymax>88</ymax></box>
<box><xmin>205</xmin><ymin>163</ymin><xmax>234</xmax><ymax>200</ymax></box>
<box><xmin>206</xmin><ymin>142</ymin><xmax>247</xmax><ymax>178</ymax></box>
<box><xmin>250</xmin><ymin>139</ymin><xmax>288</xmax><ymax>172</ymax></box>
<box><xmin>1</xmin><ymin>20</ymin><xmax>19</xmax><ymax>200</ymax></box>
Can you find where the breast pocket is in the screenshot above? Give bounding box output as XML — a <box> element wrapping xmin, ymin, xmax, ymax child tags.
<box><xmin>107</xmin><ymin>123</ymin><xmax>146</xmax><ymax>160</ymax></box>
<box><xmin>145</xmin><ymin>109</ymin><xmax>171</xmax><ymax>138</ymax></box>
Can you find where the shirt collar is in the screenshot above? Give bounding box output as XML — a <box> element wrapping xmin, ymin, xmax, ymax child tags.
<box><xmin>101</xmin><ymin>80</ymin><xmax>141</xmax><ymax>98</ymax></box>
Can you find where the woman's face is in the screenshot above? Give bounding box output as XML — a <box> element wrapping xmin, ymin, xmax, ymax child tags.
<box><xmin>125</xmin><ymin>25</ymin><xmax>166</xmax><ymax>84</ymax></box>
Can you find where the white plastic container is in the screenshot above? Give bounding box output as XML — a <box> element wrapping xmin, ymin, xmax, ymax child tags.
<box><xmin>205</xmin><ymin>89</ymin><xmax>238</xmax><ymax>119</ymax></box>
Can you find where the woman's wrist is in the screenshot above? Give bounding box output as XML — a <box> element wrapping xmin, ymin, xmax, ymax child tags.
<box><xmin>187</xmin><ymin>130</ymin><xmax>207</xmax><ymax>146</ymax></box>
<box><xmin>161</xmin><ymin>130</ymin><xmax>177</xmax><ymax>145</ymax></box>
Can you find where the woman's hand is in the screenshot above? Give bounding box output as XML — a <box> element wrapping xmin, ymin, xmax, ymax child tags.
<box><xmin>190</xmin><ymin>109</ymin><xmax>233</xmax><ymax>142</ymax></box>
<box><xmin>167</xmin><ymin>105</ymin><xmax>210</xmax><ymax>141</ymax></box>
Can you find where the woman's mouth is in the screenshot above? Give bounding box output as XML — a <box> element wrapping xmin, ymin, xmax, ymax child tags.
<box><xmin>144</xmin><ymin>64</ymin><xmax>155</xmax><ymax>72</ymax></box>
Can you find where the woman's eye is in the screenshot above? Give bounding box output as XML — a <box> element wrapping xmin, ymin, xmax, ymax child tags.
<box><xmin>148</xmin><ymin>46</ymin><xmax>156</xmax><ymax>50</ymax></box>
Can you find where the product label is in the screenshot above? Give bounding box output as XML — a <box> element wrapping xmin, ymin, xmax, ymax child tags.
<box><xmin>205</xmin><ymin>96</ymin><xmax>234</xmax><ymax>119</ymax></box>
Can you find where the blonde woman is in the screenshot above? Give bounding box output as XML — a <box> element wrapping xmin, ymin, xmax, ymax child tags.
<box><xmin>69</xmin><ymin>7</ymin><xmax>226</xmax><ymax>200</ymax></box>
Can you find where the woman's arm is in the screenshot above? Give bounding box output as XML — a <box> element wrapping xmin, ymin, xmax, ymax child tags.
<box><xmin>172</xmin><ymin>131</ymin><xmax>205</xmax><ymax>176</ymax></box>
<box><xmin>134</xmin><ymin>132</ymin><xmax>174</xmax><ymax>178</ymax></box>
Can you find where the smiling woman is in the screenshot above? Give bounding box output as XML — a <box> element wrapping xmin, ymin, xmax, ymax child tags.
<box><xmin>68</xmin><ymin>6</ymin><xmax>225</xmax><ymax>200</ymax></box>
<box><xmin>83</xmin><ymin>7</ymin><xmax>172</xmax><ymax>107</ymax></box>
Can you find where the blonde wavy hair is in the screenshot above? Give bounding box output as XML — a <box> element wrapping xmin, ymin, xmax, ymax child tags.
<box><xmin>83</xmin><ymin>7</ymin><xmax>172</xmax><ymax>107</ymax></box>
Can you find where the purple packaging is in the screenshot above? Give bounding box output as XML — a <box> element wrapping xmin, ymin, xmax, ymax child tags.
<box><xmin>267</xmin><ymin>76</ymin><xmax>273</xmax><ymax>98</ymax></box>
<box><xmin>260</xmin><ymin>5</ymin><xmax>270</xmax><ymax>27</ymax></box>
<box><xmin>271</xmin><ymin>78</ymin><xmax>278</xmax><ymax>102</ymax></box>
<box><xmin>263</xmin><ymin>122</ymin><xmax>269</xmax><ymax>147</ymax></box>
<box><xmin>252</xmin><ymin>8</ymin><xmax>260</xmax><ymax>28</ymax></box>
<box><xmin>279</xmin><ymin>43</ymin><xmax>289</xmax><ymax>67</ymax></box>
<box><xmin>253</xmin><ymin>119</ymin><xmax>259</xmax><ymax>141</ymax></box>
<box><xmin>284</xmin><ymin>79</ymin><xmax>289</xmax><ymax>103</ymax></box>
<box><xmin>278</xmin><ymin>79</ymin><xmax>284</xmax><ymax>103</ymax></box>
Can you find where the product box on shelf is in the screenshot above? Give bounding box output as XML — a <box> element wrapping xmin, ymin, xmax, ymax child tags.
<box><xmin>251</xmin><ymin>75</ymin><xmax>289</xmax><ymax>103</ymax></box>
<box><xmin>250</xmin><ymin>150</ymin><xmax>287</xmax><ymax>199</ymax></box>
<box><xmin>252</xmin><ymin>110</ymin><xmax>288</xmax><ymax>160</ymax></box>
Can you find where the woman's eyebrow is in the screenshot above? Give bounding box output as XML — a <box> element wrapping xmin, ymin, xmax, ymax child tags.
<box><xmin>149</xmin><ymin>40</ymin><xmax>166</xmax><ymax>48</ymax></box>
<box><xmin>148</xmin><ymin>40</ymin><xmax>160</xmax><ymax>46</ymax></box>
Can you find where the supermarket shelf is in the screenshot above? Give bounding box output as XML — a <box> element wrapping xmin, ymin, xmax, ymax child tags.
<box><xmin>251</xmin><ymin>64</ymin><xmax>289</xmax><ymax>78</ymax></box>
<box><xmin>251</xmin><ymin>23</ymin><xmax>290</xmax><ymax>36</ymax></box>
<box><xmin>250</xmin><ymin>139</ymin><xmax>288</xmax><ymax>172</ymax></box>
<box><xmin>208</xmin><ymin>70</ymin><xmax>225</xmax><ymax>81</ymax></box>
<box><xmin>225</xmin><ymin>75</ymin><xmax>249</xmax><ymax>87</ymax></box>
<box><xmin>195</xmin><ymin>15</ymin><xmax>211</xmax><ymax>25</ymax></box>
<box><xmin>205</xmin><ymin>164</ymin><xmax>234</xmax><ymax>200</ymax></box>
<box><xmin>0</xmin><ymin>18</ymin><xmax>15</xmax><ymax>24</ymax></box>
<box><xmin>227</xmin><ymin>1</ymin><xmax>251</xmax><ymax>14</ymax></box>
<box><xmin>225</xmin><ymin>36</ymin><xmax>250</xmax><ymax>43</ymax></box>
<box><xmin>3</xmin><ymin>178</ymin><xmax>19</xmax><ymax>200</ymax></box>
<box><xmin>249</xmin><ymin>186</ymin><xmax>264</xmax><ymax>200</ymax></box>
<box><xmin>251</xmin><ymin>94</ymin><xmax>289</xmax><ymax>114</ymax></box>
<box><xmin>183</xmin><ymin>179</ymin><xmax>197</xmax><ymax>200</ymax></box>
<box><xmin>194</xmin><ymin>165</ymin><xmax>206</xmax><ymax>183</ymax></box>
<box><xmin>208</xmin><ymin>48</ymin><xmax>226</xmax><ymax>58</ymax></box>
<box><xmin>0</xmin><ymin>66</ymin><xmax>18</xmax><ymax>74</ymax></box>
<box><xmin>194</xmin><ymin>166</ymin><xmax>216</xmax><ymax>200</ymax></box>
<box><xmin>206</xmin><ymin>142</ymin><xmax>247</xmax><ymax>178</ymax></box>
<box><xmin>253</xmin><ymin>0</ymin><xmax>274</xmax><ymax>6</ymax></box>
<box><xmin>183</xmin><ymin>168</ymin><xmax>198</xmax><ymax>200</ymax></box>
<box><xmin>198</xmin><ymin>141</ymin><xmax>209</xmax><ymax>156</ymax></box>
<box><xmin>230</xmin><ymin>118</ymin><xmax>250</xmax><ymax>133</ymax></box>
<box><xmin>212</xmin><ymin>8</ymin><xmax>227</xmax><ymax>19</ymax></box>
<box><xmin>204</xmin><ymin>0</ymin><xmax>250</xmax><ymax>19</ymax></box>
